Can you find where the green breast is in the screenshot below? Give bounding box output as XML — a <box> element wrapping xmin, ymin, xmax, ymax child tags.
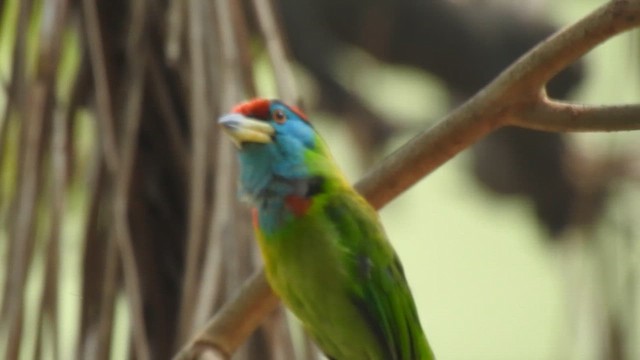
<box><xmin>256</xmin><ymin>192</ymin><xmax>386</xmax><ymax>359</ymax></box>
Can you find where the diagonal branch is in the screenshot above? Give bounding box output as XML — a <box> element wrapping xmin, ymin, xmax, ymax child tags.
<box><xmin>174</xmin><ymin>0</ymin><xmax>640</xmax><ymax>358</ymax></box>
<box><xmin>175</xmin><ymin>270</ymin><xmax>280</xmax><ymax>360</ymax></box>
<box><xmin>358</xmin><ymin>0</ymin><xmax>640</xmax><ymax>209</ymax></box>
<box><xmin>486</xmin><ymin>0</ymin><xmax>640</xmax><ymax>94</ymax></box>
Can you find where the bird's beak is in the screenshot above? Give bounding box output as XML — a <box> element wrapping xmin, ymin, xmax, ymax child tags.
<box><xmin>218</xmin><ymin>113</ymin><xmax>274</xmax><ymax>147</ymax></box>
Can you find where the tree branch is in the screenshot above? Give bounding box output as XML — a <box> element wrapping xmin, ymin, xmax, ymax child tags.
<box><xmin>173</xmin><ymin>270</ymin><xmax>280</xmax><ymax>360</ymax></box>
<box><xmin>174</xmin><ymin>0</ymin><xmax>640</xmax><ymax>358</ymax></box>
<box><xmin>490</xmin><ymin>0</ymin><xmax>640</xmax><ymax>94</ymax></box>
<box><xmin>358</xmin><ymin>0</ymin><xmax>640</xmax><ymax>208</ymax></box>
<box><xmin>514</xmin><ymin>96</ymin><xmax>640</xmax><ymax>132</ymax></box>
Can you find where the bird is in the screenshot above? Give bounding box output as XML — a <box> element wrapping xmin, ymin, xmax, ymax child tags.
<box><xmin>218</xmin><ymin>98</ymin><xmax>435</xmax><ymax>360</ymax></box>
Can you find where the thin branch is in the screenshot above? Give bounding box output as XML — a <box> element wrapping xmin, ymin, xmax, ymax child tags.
<box><xmin>192</xmin><ymin>209</ymin><xmax>226</xmax><ymax>327</ymax></box>
<box><xmin>189</xmin><ymin>0</ymin><xmax>229</xmax><ymax>329</ymax></box>
<box><xmin>177</xmin><ymin>0</ymin><xmax>280</xmax><ymax>349</ymax></box>
<box><xmin>177</xmin><ymin>0</ymin><xmax>214</xmax><ymax>341</ymax></box>
<box><xmin>34</xmin><ymin>1</ymin><xmax>69</xmax><ymax>357</ymax></box>
<box><xmin>513</xmin><ymin>96</ymin><xmax>640</xmax><ymax>132</ymax></box>
<box><xmin>0</xmin><ymin>0</ymin><xmax>66</xmax><ymax>342</ymax></box>
<box><xmin>252</xmin><ymin>0</ymin><xmax>299</xmax><ymax>104</ymax></box>
<box><xmin>174</xmin><ymin>0</ymin><xmax>640</xmax><ymax>358</ymax></box>
<box><xmin>76</xmin><ymin>159</ymin><xmax>115</xmax><ymax>360</ymax></box>
<box><xmin>35</xmin><ymin>110</ymin><xmax>67</xmax><ymax>360</ymax></box>
<box><xmin>147</xmin><ymin>54</ymin><xmax>189</xmax><ymax>178</ymax></box>
<box><xmin>173</xmin><ymin>270</ymin><xmax>280</xmax><ymax>360</ymax></box>
<box><xmin>232</xmin><ymin>0</ymin><xmax>257</xmax><ymax>97</ymax></box>
<box><xmin>217</xmin><ymin>0</ymin><xmax>246</xmax><ymax>108</ymax></box>
<box><xmin>218</xmin><ymin>0</ymin><xmax>257</xmax><ymax>307</ymax></box>
<box><xmin>3</xmin><ymin>84</ymin><xmax>47</xmax><ymax>360</ymax></box>
<box><xmin>96</xmin><ymin>231</ymin><xmax>119</xmax><ymax>359</ymax></box>
<box><xmin>81</xmin><ymin>0</ymin><xmax>120</xmax><ymax>173</ymax></box>
<box><xmin>165</xmin><ymin>0</ymin><xmax>186</xmax><ymax>65</ymax></box>
<box><xmin>112</xmin><ymin>33</ymin><xmax>152</xmax><ymax>360</ymax></box>
<box><xmin>358</xmin><ymin>0</ymin><xmax>640</xmax><ymax>209</ymax></box>
<box><xmin>191</xmin><ymin>0</ymin><xmax>238</xmax><ymax>324</ymax></box>
<box><xmin>498</xmin><ymin>0</ymin><xmax>640</xmax><ymax>93</ymax></box>
<box><xmin>260</xmin><ymin>308</ymin><xmax>300</xmax><ymax>360</ymax></box>
<box><xmin>0</xmin><ymin>0</ymin><xmax>33</xmax><ymax>323</ymax></box>
<box><xmin>112</xmin><ymin>90</ymin><xmax>151</xmax><ymax>357</ymax></box>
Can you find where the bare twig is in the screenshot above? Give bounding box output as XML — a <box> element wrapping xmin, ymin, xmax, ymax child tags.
<box><xmin>192</xmin><ymin>211</ymin><xmax>226</xmax><ymax>327</ymax></box>
<box><xmin>173</xmin><ymin>270</ymin><xmax>280</xmax><ymax>360</ymax></box>
<box><xmin>176</xmin><ymin>0</ymin><xmax>255</xmax><ymax>346</ymax></box>
<box><xmin>112</xmin><ymin>75</ymin><xmax>151</xmax><ymax>359</ymax></box>
<box><xmin>1</xmin><ymin>0</ymin><xmax>66</xmax><ymax>346</ymax></box>
<box><xmin>220</xmin><ymin>0</ymin><xmax>259</xmax><ymax>306</ymax></box>
<box><xmin>3</xmin><ymin>83</ymin><xmax>47</xmax><ymax>360</ymax></box>
<box><xmin>177</xmin><ymin>0</ymin><xmax>214</xmax><ymax>341</ymax></box>
<box><xmin>513</xmin><ymin>96</ymin><xmax>640</xmax><ymax>132</ymax></box>
<box><xmin>96</xmin><ymin>232</ymin><xmax>119</xmax><ymax>359</ymax></box>
<box><xmin>165</xmin><ymin>0</ymin><xmax>186</xmax><ymax>64</ymax></box>
<box><xmin>191</xmin><ymin>0</ymin><xmax>250</xmax><ymax>333</ymax></box>
<box><xmin>33</xmin><ymin>1</ymin><xmax>69</xmax><ymax>357</ymax></box>
<box><xmin>147</xmin><ymin>54</ymin><xmax>189</xmax><ymax>178</ymax></box>
<box><xmin>111</xmin><ymin>16</ymin><xmax>152</xmax><ymax>360</ymax></box>
<box><xmin>232</xmin><ymin>0</ymin><xmax>257</xmax><ymax>98</ymax></box>
<box><xmin>81</xmin><ymin>0</ymin><xmax>120</xmax><ymax>173</ymax></box>
<box><xmin>175</xmin><ymin>0</ymin><xmax>278</xmax><ymax>359</ymax></box>
<box><xmin>191</xmin><ymin>0</ymin><xmax>236</xmax><ymax>324</ymax></box>
<box><xmin>35</xmin><ymin>109</ymin><xmax>67</xmax><ymax>360</ymax></box>
<box><xmin>260</xmin><ymin>308</ymin><xmax>300</xmax><ymax>360</ymax></box>
<box><xmin>0</xmin><ymin>0</ymin><xmax>33</xmax><ymax>324</ymax></box>
<box><xmin>251</xmin><ymin>0</ymin><xmax>299</xmax><ymax>104</ymax></box>
<box><xmin>76</xmin><ymin>159</ymin><xmax>116</xmax><ymax>360</ymax></box>
<box><xmin>173</xmin><ymin>1</ymin><xmax>640</xmax><ymax>358</ymax></box>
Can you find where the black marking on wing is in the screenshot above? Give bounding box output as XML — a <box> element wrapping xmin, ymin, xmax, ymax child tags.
<box><xmin>324</xmin><ymin>196</ymin><xmax>398</xmax><ymax>359</ymax></box>
<box><xmin>322</xmin><ymin>191</ymin><xmax>433</xmax><ymax>360</ymax></box>
<box><xmin>305</xmin><ymin>175</ymin><xmax>325</xmax><ymax>197</ymax></box>
<box><xmin>269</xmin><ymin>175</ymin><xmax>325</xmax><ymax>198</ymax></box>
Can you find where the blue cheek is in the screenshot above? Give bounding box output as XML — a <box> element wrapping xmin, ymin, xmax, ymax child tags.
<box><xmin>271</xmin><ymin>121</ymin><xmax>316</xmax><ymax>177</ymax></box>
<box><xmin>272</xmin><ymin>135</ymin><xmax>310</xmax><ymax>178</ymax></box>
<box><xmin>276</xmin><ymin>120</ymin><xmax>315</xmax><ymax>148</ymax></box>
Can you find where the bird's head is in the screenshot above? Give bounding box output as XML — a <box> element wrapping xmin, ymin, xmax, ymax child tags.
<box><xmin>218</xmin><ymin>98</ymin><xmax>341</xmax><ymax>202</ymax></box>
<box><xmin>218</xmin><ymin>98</ymin><xmax>313</xmax><ymax>150</ymax></box>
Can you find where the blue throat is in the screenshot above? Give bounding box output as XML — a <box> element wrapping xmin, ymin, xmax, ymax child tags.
<box><xmin>238</xmin><ymin>142</ymin><xmax>312</xmax><ymax>234</ymax></box>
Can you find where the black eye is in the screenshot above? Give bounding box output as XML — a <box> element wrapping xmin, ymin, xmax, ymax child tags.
<box><xmin>273</xmin><ymin>109</ymin><xmax>286</xmax><ymax>124</ymax></box>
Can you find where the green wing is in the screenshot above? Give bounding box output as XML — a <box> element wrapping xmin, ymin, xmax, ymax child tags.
<box><xmin>322</xmin><ymin>190</ymin><xmax>435</xmax><ymax>360</ymax></box>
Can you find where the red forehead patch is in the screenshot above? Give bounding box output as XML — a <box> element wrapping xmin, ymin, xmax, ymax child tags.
<box><xmin>232</xmin><ymin>98</ymin><xmax>271</xmax><ymax>120</ymax></box>
<box><xmin>231</xmin><ymin>98</ymin><xmax>309</xmax><ymax>122</ymax></box>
